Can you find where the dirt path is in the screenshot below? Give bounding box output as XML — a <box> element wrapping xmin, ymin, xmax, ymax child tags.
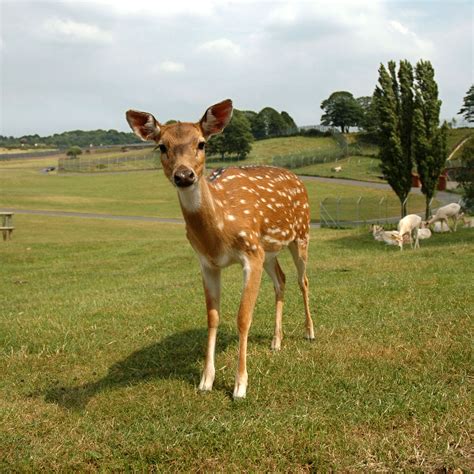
<box><xmin>448</xmin><ymin>136</ymin><xmax>471</xmax><ymax>161</ymax></box>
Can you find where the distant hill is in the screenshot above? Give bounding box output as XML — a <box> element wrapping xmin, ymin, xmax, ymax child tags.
<box><xmin>0</xmin><ymin>129</ymin><xmax>142</xmax><ymax>149</ymax></box>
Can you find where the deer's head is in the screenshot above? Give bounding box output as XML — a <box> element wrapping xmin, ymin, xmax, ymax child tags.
<box><xmin>126</xmin><ymin>100</ymin><xmax>233</xmax><ymax>188</ymax></box>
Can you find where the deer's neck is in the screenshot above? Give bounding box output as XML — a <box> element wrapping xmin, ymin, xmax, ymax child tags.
<box><xmin>177</xmin><ymin>178</ymin><xmax>226</xmax><ymax>257</ymax></box>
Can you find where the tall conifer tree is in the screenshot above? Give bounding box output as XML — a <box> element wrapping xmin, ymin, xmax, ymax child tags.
<box><xmin>374</xmin><ymin>63</ymin><xmax>412</xmax><ymax>216</ymax></box>
<box><xmin>412</xmin><ymin>60</ymin><xmax>447</xmax><ymax>219</ymax></box>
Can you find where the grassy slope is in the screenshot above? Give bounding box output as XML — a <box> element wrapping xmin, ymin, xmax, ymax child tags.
<box><xmin>446</xmin><ymin>127</ymin><xmax>474</xmax><ymax>160</ymax></box>
<box><xmin>247</xmin><ymin>136</ymin><xmax>337</xmax><ymax>162</ymax></box>
<box><xmin>293</xmin><ymin>155</ymin><xmax>383</xmax><ymax>182</ymax></box>
<box><xmin>0</xmin><ymin>215</ymin><xmax>472</xmax><ymax>471</ymax></box>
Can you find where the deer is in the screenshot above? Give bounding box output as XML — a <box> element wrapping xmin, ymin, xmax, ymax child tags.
<box><xmin>395</xmin><ymin>214</ymin><xmax>422</xmax><ymax>251</ymax></box>
<box><xmin>426</xmin><ymin>203</ymin><xmax>462</xmax><ymax>232</ymax></box>
<box><xmin>126</xmin><ymin>99</ymin><xmax>315</xmax><ymax>399</ymax></box>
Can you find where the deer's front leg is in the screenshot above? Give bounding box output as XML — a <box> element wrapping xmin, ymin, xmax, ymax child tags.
<box><xmin>199</xmin><ymin>262</ymin><xmax>221</xmax><ymax>392</ymax></box>
<box><xmin>234</xmin><ymin>255</ymin><xmax>264</xmax><ymax>399</ymax></box>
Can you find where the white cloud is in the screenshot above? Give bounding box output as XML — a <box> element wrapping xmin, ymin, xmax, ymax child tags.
<box><xmin>42</xmin><ymin>18</ymin><xmax>113</xmax><ymax>44</ymax></box>
<box><xmin>389</xmin><ymin>20</ymin><xmax>410</xmax><ymax>35</ymax></box>
<box><xmin>197</xmin><ymin>38</ymin><xmax>242</xmax><ymax>57</ymax></box>
<box><xmin>156</xmin><ymin>61</ymin><xmax>186</xmax><ymax>73</ymax></box>
<box><xmin>82</xmin><ymin>0</ymin><xmax>218</xmax><ymax>18</ymax></box>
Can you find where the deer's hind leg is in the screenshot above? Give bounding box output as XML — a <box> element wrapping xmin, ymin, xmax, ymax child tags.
<box><xmin>264</xmin><ymin>255</ymin><xmax>286</xmax><ymax>351</ymax></box>
<box><xmin>288</xmin><ymin>240</ymin><xmax>315</xmax><ymax>341</ymax></box>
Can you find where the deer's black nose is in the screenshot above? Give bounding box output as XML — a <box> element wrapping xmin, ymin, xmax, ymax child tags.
<box><xmin>173</xmin><ymin>167</ymin><xmax>196</xmax><ymax>187</ymax></box>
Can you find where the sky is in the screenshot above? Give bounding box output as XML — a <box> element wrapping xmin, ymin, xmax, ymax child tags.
<box><xmin>0</xmin><ymin>0</ymin><xmax>473</xmax><ymax>136</ymax></box>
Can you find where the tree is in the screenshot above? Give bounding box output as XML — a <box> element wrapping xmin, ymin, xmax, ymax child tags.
<box><xmin>66</xmin><ymin>146</ymin><xmax>82</xmax><ymax>158</ymax></box>
<box><xmin>258</xmin><ymin>107</ymin><xmax>288</xmax><ymax>138</ymax></box>
<box><xmin>374</xmin><ymin>59</ymin><xmax>447</xmax><ymax>218</ymax></box>
<box><xmin>242</xmin><ymin>110</ymin><xmax>266</xmax><ymax>140</ymax></box>
<box><xmin>356</xmin><ymin>96</ymin><xmax>375</xmax><ymax>131</ymax></box>
<box><xmin>458</xmin><ymin>84</ymin><xmax>474</xmax><ymax>123</ymax></box>
<box><xmin>412</xmin><ymin>60</ymin><xmax>448</xmax><ymax>219</ymax></box>
<box><xmin>457</xmin><ymin>139</ymin><xmax>474</xmax><ymax>212</ymax></box>
<box><xmin>374</xmin><ymin>62</ymin><xmax>413</xmax><ymax>216</ymax></box>
<box><xmin>280</xmin><ymin>111</ymin><xmax>298</xmax><ymax>135</ymax></box>
<box><xmin>206</xmin><ymin>110</ymin><xmax>253</xmax><ymax>159</ymax></box>
<box><xmin>320</xmin><ymin>91</ymin><xmax>363</xmax><ymax>133</ymax></box>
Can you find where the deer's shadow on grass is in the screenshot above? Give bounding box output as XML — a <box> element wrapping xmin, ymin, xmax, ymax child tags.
<box><xmin>44</xmin><ymin>328</ymin><xmax>236</xmax><ymax>411</ymax></box>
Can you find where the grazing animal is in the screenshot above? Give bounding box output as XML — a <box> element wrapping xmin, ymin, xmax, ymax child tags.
<box><xmin>427</xmin><ymin>203</ymin><xmax>462</xmax><ymax>232</ymax></box>
<box><xmin>126</xmin><ymin>100</ymin><xmax>315</xmax><ymax>399</ymax></box>
<box><xmin>432</xmin><ymin>221</ymin><xmax>451</xmax><ymax>233</ymax></box>
<box><xmin>371</xmin><ymin>224</ymin><xmax>409</xmax><ymax>248</ymax></box>
<box><xmin>417</xmin><ymin>228</ymin><xmax>432</xmax><ymax>240</ymax></box>
<box><xmin>331</xmin><ymin>166</ymin><xmax>342</xmax><ymax>172</ymax></box>
<box><xmin>396</xmin><ymin>214</ymin><xmax>422</xmax><ymax>250</ymax></box>
<box><xmin>460</xmin><ymin>214</ymin><xmax>474</xmax><ymax>228</ymax></box>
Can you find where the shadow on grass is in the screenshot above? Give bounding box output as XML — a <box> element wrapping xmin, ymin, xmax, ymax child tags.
<box><xmin>44</xmin><ymin>328</ymin><xmax>236</xmax><ymax>410</ymax></box>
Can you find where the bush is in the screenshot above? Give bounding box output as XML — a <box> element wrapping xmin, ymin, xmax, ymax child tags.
<box><xmin>458</xmin><ymin>139</ymin><xmax>474</xmax><ymax>212</ymax></box>
<box><xmin>66</xmin><ymin>146</ymin><xmax>82</xmax><ymax>159</ymax></box>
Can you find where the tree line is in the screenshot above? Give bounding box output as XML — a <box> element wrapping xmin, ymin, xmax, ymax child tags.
<box><xmin>0</xmin><ymin>129</ymin><xmax>144</xmax><ymax>149</ymax></box>
<box><xmin>0</xmin><ymin>106</ymin><xmax>298</xmax><ymax>153</ymax></box>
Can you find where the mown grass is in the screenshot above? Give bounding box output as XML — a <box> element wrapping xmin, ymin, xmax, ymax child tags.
<box><xmin>0</xmin><ymin>215</ymin><xmax>472</xmax><ymax>471</ymax></box>
<box><xmin>293</xmin><ymin>155</ymin><xmax>383</xmax><ymax>182</ymax></box>
<box><xmin>246</xmin><ymin>136</ymin><xmax>337</xmax><ymax>163</ymax></box>
<box><xmin>1</xmin><ymin>166</ymin><xmax>432</xmax><ymax>222</ymax></box>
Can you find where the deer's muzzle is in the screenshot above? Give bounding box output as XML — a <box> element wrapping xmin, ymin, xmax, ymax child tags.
<box><xmin>173</xmin><ymin>166</ymin><xmax>196</xmax><ymax>188</ymax></box>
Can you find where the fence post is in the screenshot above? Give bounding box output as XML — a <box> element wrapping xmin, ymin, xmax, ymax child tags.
<box><xmin>378</xmin><ymin>197</ymin><xmax>385</xmax><ymax>224</ymax></box>
<box><xmin>356</xmin><ymin>196</ymin><xmax>362</xmax><ymax>226</ymax></box>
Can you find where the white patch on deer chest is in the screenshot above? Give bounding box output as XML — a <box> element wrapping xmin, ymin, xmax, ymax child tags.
<box><xmin>178</xmin><ymin>185</ymin><xmax>201</xmax><ymax>213</ymax></box>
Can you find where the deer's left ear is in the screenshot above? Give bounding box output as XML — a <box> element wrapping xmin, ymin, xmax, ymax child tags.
<box><xmin>199</xmin><ymin>99</ymin><xmax>233</xmax><ymax>138</ymax></box>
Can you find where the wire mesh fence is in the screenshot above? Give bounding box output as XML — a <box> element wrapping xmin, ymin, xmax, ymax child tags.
<box><xmin>319</xmin><ymin>195</ymin><xmax>424</xmax><ymax>228</ymax></box>
<box><xmin>58</xmin><ymin>153</ymin><xmax>161</xmax><ymax>173</ymax></box>
<box><xmin>271</xmin><ymin>148</ymin><xmax>345</xmax><ymax>169</ymax></box>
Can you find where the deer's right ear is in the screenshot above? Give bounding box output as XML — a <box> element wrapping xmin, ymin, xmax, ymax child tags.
<box><xmin>126</xmin><ymin>110</ymin><xmax>161</xmax><ymax>141</ymax></box>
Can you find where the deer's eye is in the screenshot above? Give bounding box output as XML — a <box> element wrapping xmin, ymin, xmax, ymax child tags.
<box><xmin>158</xmin><ymin>144</ymin><xmax>167</xmax><ymax>154</ymax></box>
<box><xmin>198</xmin><ymin>141</ymin><xmax>206</xmax><ymax>150</ymax></box>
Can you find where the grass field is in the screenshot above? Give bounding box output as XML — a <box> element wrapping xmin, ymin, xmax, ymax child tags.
<box><xmin>293</xmin><ymin>155</ymin><xmax>383</xmax><ymax>182</ymax></box>
<box><xmin>0</xmin><ymin>215</ymin><xmax>472</xmax><ymax>471</ymax></box>
<box><xmin>0</xmin><ymin>166</ymin><xmax>432</xmax><ymax>221</ymax></box>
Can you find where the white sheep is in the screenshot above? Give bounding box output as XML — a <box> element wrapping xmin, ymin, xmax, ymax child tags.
<box><xmin>417</xmin><ymin>222</ymin><xmax>432</xmax><ymax>240</ymax></box>
<box><xmin>427</xmin><ymin>203</ymin><xmax>462</xmax><ymax>232</ymax></box>
<box><xmin>432</xmin><ymin>221</ymin><xmax>451</xmax><ymax>233</ymax></box>
<box><xmin>396</xmin><ymin>214</ymin><xmax>422</xmax><ymax>250</ymax></box>
<box><xmin>417</xmin><ymin>228</ymin><xmax>432</xmax><ymax>240</ymax></box>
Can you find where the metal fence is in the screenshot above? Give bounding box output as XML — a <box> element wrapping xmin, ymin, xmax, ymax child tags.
<box><xmin>271</xmin><ymin>148</ymin><xmax>345</xmax><ymax>169</ymax></box>
<box><xmin>320</xmin><ymin>195</ymin><xmax>424</xmax><ymax>228</ymax></box>
<box><xmin>58</xmin><ymin>153</ymin><xmax>160</xmax><ymax>173</ymax></box>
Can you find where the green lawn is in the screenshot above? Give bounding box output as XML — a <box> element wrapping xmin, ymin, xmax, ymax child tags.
<box><xmin>0</xmin><ymin>215</ymin><xmax>472</xmax><ymax>471</ymax></box>
<box><xmin>293</xmin><ymin>155</ymin><xmax>383</xmax><ymax>182</ymax></box>
<box><xmin>247</xmin><ymin>136</ymin><xmax>337</xmax><ymax>163</ymax></box>
<box><xmin>1</xmin><ymin>166</ymin><xmax>432</xmax><ymax>221</ymax></box>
